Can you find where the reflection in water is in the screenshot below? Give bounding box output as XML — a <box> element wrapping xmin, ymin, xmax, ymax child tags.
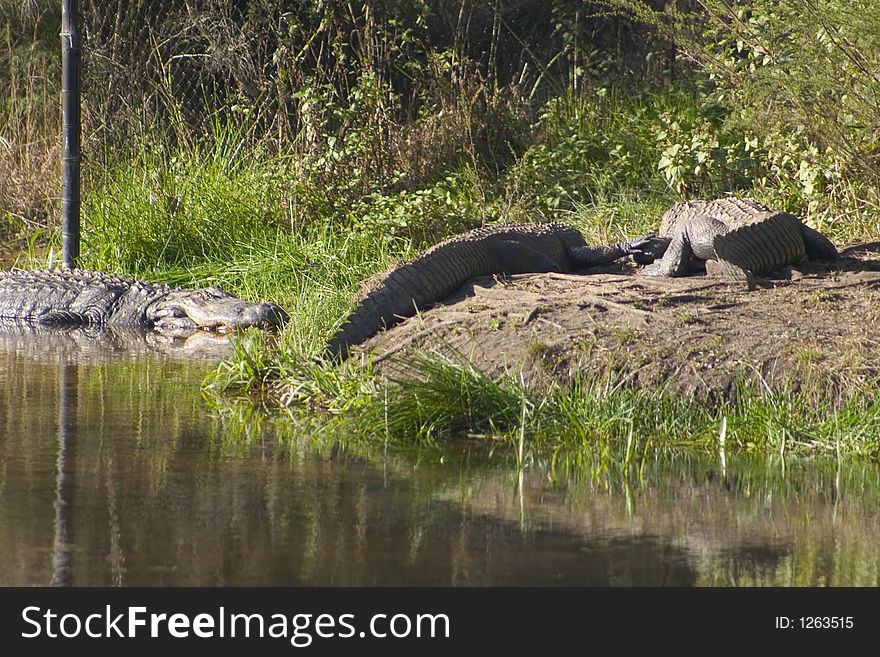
<box><xmin>0</xmin><ymin>322</ymin><xmax>235</xmax><ymax>363</ymax></box>
<box><xmin>50</xmin><ymin>363</ymin><xmax>75</xmax><ymax>587</ymax></box>
<box><xmin>0</xmin><ymin>328</ymin><xmax>879</xmax><ymax>586</ymax></box>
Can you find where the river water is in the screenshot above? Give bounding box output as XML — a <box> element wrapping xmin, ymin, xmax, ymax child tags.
<box><xmin>1</xmin><ymin>325</ymin><xmax>878</xmax><ymax>586</ymax></box>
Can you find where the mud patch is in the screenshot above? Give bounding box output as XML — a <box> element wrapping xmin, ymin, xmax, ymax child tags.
<box><xmin>359</xmin><ymin>244</ymin><xmax>880</xmax><ymax>406</ymax></box>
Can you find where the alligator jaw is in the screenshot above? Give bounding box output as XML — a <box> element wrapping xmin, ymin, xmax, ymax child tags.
<box><xmin>150</xmin><ymin>288</ymin><xmax>288</xmax><ymax>333</ymax></box>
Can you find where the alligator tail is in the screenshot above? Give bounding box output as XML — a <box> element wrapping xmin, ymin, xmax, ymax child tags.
<box><xmin>325</xmin><ymin>242</ymin><xmax>490</xmax><ymax>361</ymax></box>
<box><xmin>800</xmin><ymin>224</ymin><xmax>838</xmax><ymax>260</ymax></box>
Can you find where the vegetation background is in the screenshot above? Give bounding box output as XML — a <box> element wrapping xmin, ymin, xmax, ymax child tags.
<box><xmin>2</xmin><ymin>0</ymin><xmax>879</xmax><ymax>451</ymax></box>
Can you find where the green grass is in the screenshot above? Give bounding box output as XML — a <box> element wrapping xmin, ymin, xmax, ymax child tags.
<box><xmin>7</xmin><ymin>56</ymin><xmax>880</xmax><ymax>461</ymax></box>
<box><xmin>203</xmin><ymin>339</ymin><xmax>880</xmax><ymax>460</ymax></box>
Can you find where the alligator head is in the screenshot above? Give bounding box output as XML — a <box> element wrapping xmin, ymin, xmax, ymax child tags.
<box><xmin>148</xmin><ymin>287</ymin><xmax>288</xmax><ymax>333</ymax></box>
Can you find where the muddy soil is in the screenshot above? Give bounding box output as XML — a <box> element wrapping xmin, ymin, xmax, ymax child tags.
<box><xmin>360</xmin><ymin>243</ymin><xmax>880</xmax><ymax>405</ymax></box>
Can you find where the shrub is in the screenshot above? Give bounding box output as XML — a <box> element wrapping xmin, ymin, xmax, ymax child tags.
<box><xmin>605</xmin><ymin>0</ymin><xmax>880</xmax><ymax>234</ymax></box>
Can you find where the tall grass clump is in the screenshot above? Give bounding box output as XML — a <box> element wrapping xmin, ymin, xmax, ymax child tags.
<box><xmin>74</xmin><ymin>126</ymin><xmax>408</xmax><ymax>346</ymax></box>
<box><xmin>83</xmin><ymin>125</ymin><xmax>290</xmax><ymax>275</ymax></box>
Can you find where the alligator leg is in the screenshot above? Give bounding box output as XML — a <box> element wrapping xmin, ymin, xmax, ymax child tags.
<box><xmin>492</xmin><ymin>240</ymin><xmax>564</xmax><ymax>273</ymax></box>
<box><xmin>568</xmin><ymin>234</ymin><xmax>670</xmax><ymax>268</ymax></box>
<box><xmin>642</xmin><ymin>217</ymin><xmax>728</xmax><ymax>277</ymax></box>
<box><xmin>628</xmin><ymin>235</ymin><xmax>671</xmax><ymax>265</ymax></box>
<box><xmin>38</xmin><ymin>310</ymin><xmax>90</xmax><ymax>327</ymax></box>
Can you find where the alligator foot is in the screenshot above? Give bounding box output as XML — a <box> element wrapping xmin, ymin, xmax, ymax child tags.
<box><xmin>628</xmin><ymin>235</ymin><xmax>672</xmax><ymax>264</ymax></box>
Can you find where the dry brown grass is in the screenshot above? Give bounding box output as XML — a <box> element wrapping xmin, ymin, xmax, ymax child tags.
<box><xmin>0</xmin><ymin>3</ymin><xmax>60</xmax><ymax>239</ymax></box>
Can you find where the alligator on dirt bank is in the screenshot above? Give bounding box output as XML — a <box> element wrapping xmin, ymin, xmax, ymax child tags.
<box><xmin>642</xmin><ymin>197</ymin><xmax>839</xmax><ymax>288</ymax></box>
<box><xmin>326</xmin><ymin>224</ymin><xmax>666</xmax><ymax>361</ymax></box>
<box><xmin>0</xmin><ymin>268</ymin><xmax>287</xmax><ymax>333</ymax></box>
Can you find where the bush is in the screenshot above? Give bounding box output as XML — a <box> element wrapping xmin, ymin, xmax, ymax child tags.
<box><xmin>606</xmin><ymin>0</ymin><xmax>880</xmax><ymax>234</ymax></box>
<box><xmin>506</xmin><ymin>84</ymin><xmax>760</xmax><ymax>211</ymax></box>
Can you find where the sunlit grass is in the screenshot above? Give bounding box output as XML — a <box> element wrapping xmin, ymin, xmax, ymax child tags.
<box><xmin>203</xmin><ymin>338</ymin><xmax>880</xmax><ymax>459</ymax></box>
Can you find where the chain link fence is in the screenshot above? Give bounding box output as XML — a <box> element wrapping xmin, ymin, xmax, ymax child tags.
<box><xmin>78</xmin><ymin>1</ymin><xmax>671</xmax><ymax>151</ymax></box>
<box><xmin>81</xmin><ymin>0</ymin><xmax>266</xmax><ymax>149</ymax></box>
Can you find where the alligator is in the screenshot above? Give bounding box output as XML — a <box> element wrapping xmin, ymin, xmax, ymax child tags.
<box><xmin>0</xmin><ymin>268</ymin><xmax>288</xmax><ymax>333</ymax></box>
<box><xmin>325</xmin><ymin>223</ymin><xmax>665</xmax><ymax>361</ymax></box>
<box><xmin>642</xmin><ymin>197</ymin><xmax>838</xmax><ymax>288</ymax></box>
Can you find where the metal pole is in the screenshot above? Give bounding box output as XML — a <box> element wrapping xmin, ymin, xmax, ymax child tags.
<box><xmin>61</xmin><ymin>0</ymin><xmax>81</xmax><ymax>268</ymax></box>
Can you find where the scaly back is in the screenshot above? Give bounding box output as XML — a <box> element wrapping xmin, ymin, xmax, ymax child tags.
<box><xmin>659</xmin><ymin>197</ymin><xmax>768</xmax><ymax>237</ymax></box>
<box><xmin>325</xmin><ymin>223</ymin><xmax>585</xmax><ymax>360</ymax></box>
<box><xmin>0</xmin><ymin>269</ymin><xmax>168</xmax><ymax>324</ymax></box>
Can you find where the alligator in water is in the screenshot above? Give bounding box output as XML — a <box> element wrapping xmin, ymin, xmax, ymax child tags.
<box><xmin>642</xmin><ymin>197</ymin><xmax>838</xmax><ymax>288</ymax></box>
<box><xmin>325</xmin><ymin>223</ymin><xmax>665</xmax><ymax>361</ymax></box>
<box><xmin>0</xmin><ymin>268</ymin><xmax>287</xmax><ymax>333</ymax></box>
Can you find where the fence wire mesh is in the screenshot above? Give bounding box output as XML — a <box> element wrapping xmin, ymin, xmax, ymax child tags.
<box><xmin>78</xmin><ymin>1</ymin><xmax>670</xmax><ymax>152</ymax></box>
<box><xmin>81</xmin><ymin>1</ymin><xmax>268</xmax><ymax>148</ymax></box>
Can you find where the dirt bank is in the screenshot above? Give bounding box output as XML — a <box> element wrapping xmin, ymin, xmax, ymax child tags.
<box><xmin>360</xmin><ymin>243</ymin><xmax>880</xmax><ymax>405</ymax></box>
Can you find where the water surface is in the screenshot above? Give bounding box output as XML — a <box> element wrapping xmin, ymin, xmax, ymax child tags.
<box><xmin>1</xmin><ymin>325</ymin><xmax>878</xmax><ymax>586</ymax></box>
